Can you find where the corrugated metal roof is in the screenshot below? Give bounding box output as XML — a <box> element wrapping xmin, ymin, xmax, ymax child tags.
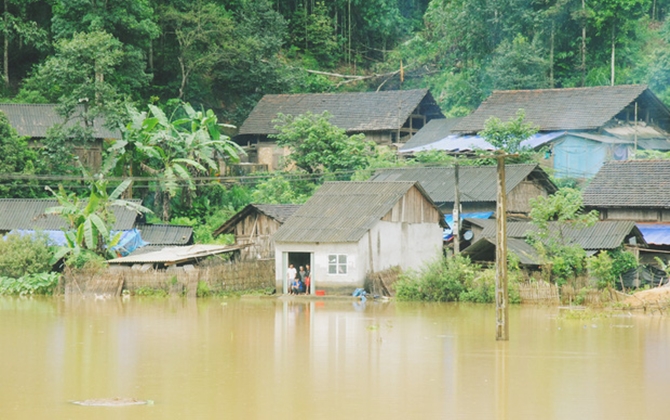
<box><xmin>212</xmin><ymin>204</ymin><xmax>301</xmax><ymax>237</ymax></box>
<box><xmin>237</xmin><ymin>89</ymin><xmax>443</xmax><ymax>135</ymax></box>
<box><xmin>479</xmin><ymin>220</ymin><xmax>642</xmax><ymax>250</ymax></box>
<box><xmin>453</xmin><ymin>85</ymin><xmax>654</xmax><ymax>133</ymax></box>
<box><xmin>369</xmin><ymin>164</ymin><xmax>555</xmax><ymax>204</ymax></box>
<box><xmin>0</xmin><ymin>198</ymin><xmax>141</xmax><ymax>231</ymax></box>
<box><xmin>399</xmin><ymin>118</ymin><xmax>461</xmax><ymax>151</ymax></box>
<box><xmin>137</xmin><ymin>224</ymin><xmax>193</xmax><ymax>245</ymax></box>
<box><xmin>399</xmin><ymin>131</ymin><xmax>567</xmax><ymax>154</ymax></box>
<box><xmin>0</xmin><ymin>103</ymin><xmax>121</xmax><ymax>139</ymax></box>
<box><xmin>462</xmin><ymin>236</ymin><xmax>541</xmax><ymax>265</ymax></box>
<box><xmin>583</xmin><ymin>160</ymin><xmax>670</xmax><ymax>208</ymax></box>
<box><xmin>273</xmin><ymin>181</ymin><xmax>442</xmax><ymax>243</ymax></box>
<box><xmin>108</xmin><ymin>244</ymin><xmax>244</xmax><ymax>265</ymax></box>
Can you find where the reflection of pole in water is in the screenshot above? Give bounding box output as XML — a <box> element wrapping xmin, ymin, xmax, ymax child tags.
<box><xmin>495</xmin><ymin>342</ymin><xmax>508</xmax><ymax>420</ymax></box>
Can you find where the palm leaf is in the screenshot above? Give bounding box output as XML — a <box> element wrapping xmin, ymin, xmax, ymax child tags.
<box><xmin>110</xmin><ymin>179</ymin><xmax>132</xmax><ymax>200</ymax></box>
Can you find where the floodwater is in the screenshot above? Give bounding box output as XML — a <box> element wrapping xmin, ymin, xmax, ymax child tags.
<box><xmin>1</xmin><ymin>297</ymin><xmax>669</xmax><ymax>420</ymax></box>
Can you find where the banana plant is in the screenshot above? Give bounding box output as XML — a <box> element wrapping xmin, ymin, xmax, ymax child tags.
<box><xmin>46</xmin><ymin>177</ymin><xmax>152</xmax><ymax>262</ymax></box>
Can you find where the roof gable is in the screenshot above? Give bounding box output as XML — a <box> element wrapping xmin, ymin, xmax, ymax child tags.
<box><xmin>369</xmin><ymin>164</ymin><xmax>556</xmax><ymax>204</ymax></box>
<box><xmin>238</xmin><ymin>89</ymin><xmax>442</xmax><ymax>135</ymax></box>
<box><xmin>583</xmin><ymin>160</ymin><xmax>670</xmax><ymax>208</ymax></box>
<box><xmin>453</xmin><ymin>85</ymin><xmax>669</xmax><ymax>133</ymax></box>
<box><xmin>0</xmin><ymin>103</ymin><xmax>121</xmax><ymax>139</ymax></box>
<box><xmin>0</xmin><ymin>198</ymin><xmax>141</xmax><ymax>231</ymax></box>
<box><xmin>273</xmin><ymin>181</ymin><xmax>441</xmax><ymax>243</ymax></box>
<box><xmin>213</xmin><ymin>203</ymin><xmax>301</xmax><ymax>237</ymax></box>
<box><xmin>400</xmin><ymin>117</ymin><xmax>461</xmax><ymax>151</ymax></box>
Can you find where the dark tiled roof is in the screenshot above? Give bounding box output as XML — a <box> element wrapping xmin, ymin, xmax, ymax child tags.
<box><xmin>463</xmin><ymin>237</ymin><xmax>541</xmax><ymax>265</ymax></box>
<box><xmin>369</xmin><ymin>164</ymin><xmax>556</xmax><ymax>204</ymax></box>
<box><xmin>238</xmin><ymin>89</ymin><xmax>442</xmax><ymax>135</ymax></box>
<box><xmin>212</xmin><ymin>204</ymin><xmax>301</xmax><ymax>237</ymax></box>
<box><xmin>274</xmin><ymin>181</ymin><xmax>443</xmax><ymax>243</ymax></box>
<box><xmin>0</xmin><ymin>199</ymin><xmax>141</xmax><ymax>231</ymax></box>
<box><xmin>583</xmin><ymin>160</ymin><xmax>670</xmax><ymax>208</ymax></box>
<box><xmin>137</xmin><ymin>224</ymin><xmax>193</xmax><ymax>245</ymax></box>
<box><xmin>453</xmin><ymin>85</ymin><xmax>656</xmax><ymax>133</ymax></box>
<box><xmin>479</xmin><ymin>220</ymin><xmax>643</xmax><ymax>250</ymax></box>
<box><xmin>400</xmin><ymin>118</ymin><xmax>461</xmax><ymax>151</ymax></box>
<box><xmin>0</xmin><ymin>103</ymin><xmax>121</xmax><ymax>139</ymax></box>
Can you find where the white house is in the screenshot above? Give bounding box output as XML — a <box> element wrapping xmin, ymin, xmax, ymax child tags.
<box><xmin>273</xmin><ymin>181</ymin><xmax>446</xmax><ymax>295</ymax></box>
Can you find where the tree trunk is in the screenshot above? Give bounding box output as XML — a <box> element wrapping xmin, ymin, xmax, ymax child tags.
<box><xmin>550</xmin><ymin>22</ymin><xmax>555</xmax><ymax>88</ymax></box>
<box><xmin>581</xmin><ymin>0</ymin><xmax>586</xmax><ymax>87</ymax></box>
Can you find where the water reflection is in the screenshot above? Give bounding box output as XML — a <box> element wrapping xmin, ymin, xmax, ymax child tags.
<box><xmin>0</xmin><ymin>297</ymin><xmax>669</xmax><ymax>419</ymax></box>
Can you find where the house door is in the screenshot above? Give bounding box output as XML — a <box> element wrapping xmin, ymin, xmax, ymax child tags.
<box><xmin>285</xmin><ymin>252</ymin><xmax>312</xmax><ymax>294</ymax></box>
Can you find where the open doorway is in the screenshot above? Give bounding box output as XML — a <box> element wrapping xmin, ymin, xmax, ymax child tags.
<box><xmin>285</xmin><ymin>252</ymin><xmax>313</xmax><ymax>295</ymax></box>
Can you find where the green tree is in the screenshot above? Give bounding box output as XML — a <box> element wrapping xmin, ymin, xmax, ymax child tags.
<box><xmin>0</xmin><ymin>110</ymin><xmax>39</xmax><ymax>196</ymax></box>
<box><xmin>250</xmin><ymin>174</ymin><xmax>315</xmax><ymax>204</ymax></box>
<box><xmin>271</xmin><ymin>111</ymin><xmax>377</xmax><ymax>177</ymax></box>
<box><xmin>483</xmin><ymin>35</ymin><xmax>550</xmax><ymax>92</ymax></box>
<box><xmin>479</xmin><ymin>109</ymin><xmax>539</xmax><ymax>154</ymax></box>
<box><xmin>528</xmin><ymin>187</ymin><xmax>599</xmax><ymax>284</ymax></box>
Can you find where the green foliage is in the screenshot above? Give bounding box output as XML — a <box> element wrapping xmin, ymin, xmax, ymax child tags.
<box><xmin>529</xmin><ymin>187</ymin><xmax>599</xmax><ymax>285</ymax></box>
<box><xmin>46</xmin><ymin>177</ymin><xmax>151</xmax><ymax>259</ymax></box>
<box><xmin>482</xmin><ymin>35</ymin><xmax>550</xmax><ymax>92</ymax></box>
<box><xmin>250</xmin><ymin>174</ymin><xmax>316</xmax><ymax>204</ymax></box>
<box><xmin>0</xmin><ymin>232</ymin><xmax>53</xmax><ymax>278</ymax></box>
<box><xmin>0</xmin><ymin>111</ymin><xmax>40</xmax><ymax>197</ymax></box>
<box><xmin>0</xmin><ymin>272</ymin><xmax>60</xmax><ymax>296</ymax></box>
<box><xmin>479</xmin><ymin>109</ymin><xmax>539</xmax><ymax>154</ymax></box>
<box><xmin>271</xmin><ymin>111</ymin><xmax>377</xmax><ymax>177</ymax></box>
<box><xmin>394</xmin><ymin>255</ymin><xmax>476</xmax><ymax>302</ymax></box>
<box><xmin>134</xmin><ymin>287</ymin><xmax>169</xmax><ymax>297</ymax></box>
<box><xmin>64</xmin><ymin>250</ymin><xmax>107</xmax><ymax>271</ymax></box>
<box><xmin>196</xmin><ymin>280</ymin><xmax>211</xmax><ymax>298</ymax></box>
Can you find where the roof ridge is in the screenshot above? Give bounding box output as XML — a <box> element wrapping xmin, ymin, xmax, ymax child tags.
<box><xmin>490</xmin><ymin>84</ymin><xmax>647</xmax><ymax>95</ymax></box>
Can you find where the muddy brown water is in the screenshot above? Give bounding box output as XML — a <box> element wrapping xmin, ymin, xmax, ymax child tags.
<box><xmin>1</xmin><ymin>296</ymin><xmax>669</xmax><ymax>420</ymax></box>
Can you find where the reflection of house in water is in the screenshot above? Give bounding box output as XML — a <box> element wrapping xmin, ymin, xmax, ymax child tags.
<box><xmin>273</xmin><ymin>181</ymin><xmax>445</xmax><ymax>295</ymax></box>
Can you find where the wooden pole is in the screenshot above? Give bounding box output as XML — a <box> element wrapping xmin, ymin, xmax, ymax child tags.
<box><xmin>495</xmin><ymin>154</ymin><xmax>509</xmax><ymax>341</ymax></box>
<box><xmin>634</xmin><ymin>101</ymin><xmax>638</xmax><ymax>159</ymax></box>
<box><xmin>453</xmin><ymin>162</ymin><xmax>461</xmax><ymax>254</ymax></box>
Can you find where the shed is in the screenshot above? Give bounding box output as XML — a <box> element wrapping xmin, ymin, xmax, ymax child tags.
<box><xmin>273</xmin><ymin>181</ymin><xmax>446</xmax><ymax>295</ymax></box>
<box><xmin>128</xmin><ymin>224</ymin><xmax>194</xmax><ymax>255</ymax></box>
<box><xmin>235</xmin><ymin>89</ymin><xmax>444</xmax><ymax>171</ymax></box>
<box><xmin>0</xmin><ymin>198</ymin><xmax>142</xmax><ymax>234</ymax></box>
<box><xmin>461</xmin><ymin>220</ymin><xmax>645</xmax><ymax>266</ymax></box>
<box><xmin>213</xmin><ymin>204</ymin><xmax>301</xmax><ymax>260</ymax></box>
<box><xmin>369</xmin><ymin>164</ymin><xmax>556</xmax><ymax>215</ymax></box>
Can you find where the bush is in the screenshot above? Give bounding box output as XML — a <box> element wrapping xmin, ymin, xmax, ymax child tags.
<box><xmin>0</xmin><ymin>272</ymin><xmax>60</xmax><ymax>295</ymax></box>
<box><xmin>65</xmin><ymin>250</ymin><xmax>107</xmax><ymax>271</ymax></box>
<box><xmin>0</xmin><ymin>232</ymin><xmax>53</xmax><ymax>278</ymax></box>
<box><xmin>394</xmin><ymin>255</ymin><xmax>476</xmax><ymax>302</ymax></box>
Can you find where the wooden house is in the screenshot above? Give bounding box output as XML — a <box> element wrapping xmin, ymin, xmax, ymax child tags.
<box><xmin>213</xmin><ymin>204</ymin><xmax>301</xmax><ymax>261</ymax></box>
<box><xmin>235</xmin><ymin>89</ymin><xmax>444</xmax><ymax>171</ymax></box>
<box><xmin>369</xmin><ymin>164</ymin><xmax>557</xmax><ymax>216</ymax></box>
<box><xmin>583</xmin><ymin>160</ymin><xmax>670</xmax><ymax>264</ymax></box>
<box><xmin>403</xmin><ymin>85</ymin><xmax>670</xmax><ymax>179</ymax></box>
<box><xmin>0</xmin><ymin>103</ymin><xmax>121</xmax><ymax>171</ymax></box>
<box><xmin>272</xmin><ymin>181</ymin><xmax>446</xmax><ymax>295</ymax></box>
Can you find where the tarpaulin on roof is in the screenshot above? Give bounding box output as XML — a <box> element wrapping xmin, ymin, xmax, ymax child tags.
<box><xmin>401</xmin><ymin>132</ymin><xmax>565</xmax><ymax>154</ymax></box>
<box><xmin>636</xmin><ymin>224</ymin><xmax>670</xmax><ymax>245</ymax></box>
<box><xmin>6</xmin><ymin>228</ymin><xmax>147</xmax><ymax>257</ymax></box>
<box><xmin>444</xmin><ymin>211</ymin><xmax>494</xmax><ymax>241</ymax></box>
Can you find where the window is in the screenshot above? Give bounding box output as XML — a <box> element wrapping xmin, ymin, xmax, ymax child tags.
<box><xmin>328</xmin><ymin>254</ymin><xmax>347</xmax><ymax>275</ymax></box>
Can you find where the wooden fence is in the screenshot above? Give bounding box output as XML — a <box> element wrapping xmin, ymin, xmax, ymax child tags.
<box><xmin>64</xmin><ymin>260</ymin><xmax>275</xmax><ymax>297</ymax></box>
<box><xmin>517</xmin><ymin>281</ymin><xmax>560</xmax><ymax>304</ymax></box>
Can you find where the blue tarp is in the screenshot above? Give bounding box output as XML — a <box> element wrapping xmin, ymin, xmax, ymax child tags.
<box><xmin>636</xmin><ymin>224</ymin><xmax>670</xmax><ymax>246</ymax></box>
<box><xmin>6</xmin><ymin>228</ymin><xmax>148</xmax><ymax>257</ymax></box>
<box><xmin>443</xmin><ymin>211</ymin><xmax>494</xmax><ymax>241</ymax></box>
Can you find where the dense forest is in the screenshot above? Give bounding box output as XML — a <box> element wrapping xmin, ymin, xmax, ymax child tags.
<box><xmin>2</xmin><ymin>0</ymin><xmax>670</xmax><ymax>123</ymax></box>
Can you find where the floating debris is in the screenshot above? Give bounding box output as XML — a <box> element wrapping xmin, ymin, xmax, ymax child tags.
<box><xmin>71</xmin><ymin>398</ymin><xmax>152</xmax><ymax>407</ymax></box>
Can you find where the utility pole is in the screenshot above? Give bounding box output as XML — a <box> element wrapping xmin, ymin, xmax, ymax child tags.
<box><xmin>634</xmin><ymin>101</ymin><xmax>638</xmax><ymax>159</ymax></box>
<box><xmin>453</xmin><ymin>162</ymin><xmax>461</xmax><ymax>254</ymax></box>
<box><xmin>495</xmin><ymin>153</ymin><xmax>509</xmax><ymax>341</ymax></box>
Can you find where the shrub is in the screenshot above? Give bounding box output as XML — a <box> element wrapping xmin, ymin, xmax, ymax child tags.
<box><xmin>65</xmin><ymin>250</ymin><xmax>107</xmax><ymax>271</ymax></box>
<box><xmin>0</xmin><ymin>232</ymin><xmax>53</xmax><ymax>278</ymax></box>
<box><xmin>196</xmin><ymin>281</ymin><xmax>211</xmax><ymax>297</ymax></box>
<box><xmin>394</xmin><ymin>255</ymin><xmax>476</xmax><ymax>302</ymax></box>
<box><xmin>0</xmin><ymin>272</ymin><xmax>60</xmax><ymax>295</ymax></box>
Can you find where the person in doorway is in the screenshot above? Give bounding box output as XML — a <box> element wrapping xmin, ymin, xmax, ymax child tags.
<box><xmin>304</xmin><ymin>264</ymin><xmax>311</xmax><ymax>295</ymax></box>
<box><xmin>287</xmin><ymin>264</ymin><xmax>297</xmax><ymax>294</ymax></box>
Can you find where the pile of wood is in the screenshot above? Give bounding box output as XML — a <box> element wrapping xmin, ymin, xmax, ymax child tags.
<box><xmin>366</xmin><ymin>266</ymin><xmax>402</xmax><ymax>297</ymax></box>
